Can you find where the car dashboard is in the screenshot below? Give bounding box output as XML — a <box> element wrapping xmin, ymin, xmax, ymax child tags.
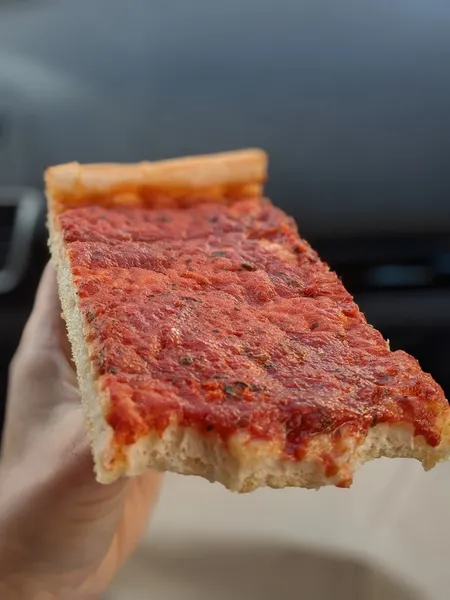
<box><xmin>1</xmin><ymin>0</ymin><xmax>450</xmax><ymax>432</ymax></box>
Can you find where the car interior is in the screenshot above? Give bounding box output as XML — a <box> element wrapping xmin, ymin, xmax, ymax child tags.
<box><xmin>1</xmin><ymin>0</ymin><xmax>450</xmax><ymax>447</ymax></box>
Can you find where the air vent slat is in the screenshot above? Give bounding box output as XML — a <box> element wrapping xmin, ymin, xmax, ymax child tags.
<box><xmin>0</xmin><ymin>205</ymin><xmax>16</xmax><ymax>270</ymax></box>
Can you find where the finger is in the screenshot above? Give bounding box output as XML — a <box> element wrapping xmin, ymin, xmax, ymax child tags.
<box><xmin>19</xmin><ymin>262</ymin><xmax>73</xmax><ymax>364</ymax></box>
<box><xmin>4</xmin><ymin>263</ymin><xmax>76</xmax><ymax>456</ymax></box>
<box><xmin>21</xmin><ymin>262</ymin><xmax>64</xmax><ymax>353</ymax></box>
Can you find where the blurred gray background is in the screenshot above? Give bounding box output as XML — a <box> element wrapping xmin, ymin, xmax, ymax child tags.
<box><xmin>2</xmin><ymin>0</ymin><xmax>450</xmax><ymax>236</ymax></box>
<box><xmin>1</xmin><ymin>0</ymin><xmax>450</xmax><ymax>423</ymax></box>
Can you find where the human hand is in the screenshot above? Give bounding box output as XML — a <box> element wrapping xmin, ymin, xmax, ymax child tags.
<box><xmin>0</xmin><ymin>264</ymin><xmax>162</xmax><ymax>600</ymax></box>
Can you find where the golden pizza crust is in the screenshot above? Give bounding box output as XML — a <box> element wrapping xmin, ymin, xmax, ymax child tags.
<box><xmin>45</xmin><ymin>148</ymin><xmax>268</xmax><ymax>215</ymax></box>
<box><xmin>46</xmin><ymin>149</ymin><xmax>450</xmax><ymax>490</ymax></box>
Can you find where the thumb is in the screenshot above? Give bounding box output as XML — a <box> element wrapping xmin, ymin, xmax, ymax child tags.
<box><xmin>6</xmin><ymin>261</ymin><xmax>129</xmax><ymax>504</ymax></box>
<box><xmin>19</xmin><ymin>262</ymin><xmax>72</xmax><ymax>362</ymax></box>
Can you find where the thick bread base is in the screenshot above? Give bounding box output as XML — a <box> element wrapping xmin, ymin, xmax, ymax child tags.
<box><xmin>48</xmin><ymin>222</ymin><xmax>450</xmax><ymax>491</ymax></box>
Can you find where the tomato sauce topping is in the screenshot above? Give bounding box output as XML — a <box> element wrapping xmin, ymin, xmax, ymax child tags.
<box><xmin>59</xmin><ymin>198</ymin><xmax>448</xmax><ymax>457</ymax></box>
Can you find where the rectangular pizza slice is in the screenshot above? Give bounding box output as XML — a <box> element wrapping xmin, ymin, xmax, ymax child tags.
<box><xmin>46</xmin><ymin>149</ymin><xmax>450</xmax><ymax>492</ymax></box>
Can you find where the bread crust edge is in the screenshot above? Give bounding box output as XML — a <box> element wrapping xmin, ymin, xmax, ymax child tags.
<box><xmin>45</xmin><ymin>148</ymin><xmax>268</xmax><ymax>214</ymax></box>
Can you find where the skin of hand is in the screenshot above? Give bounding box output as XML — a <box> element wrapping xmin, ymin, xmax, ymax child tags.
<box><xmin>0</xmin><ymin>264</ymin><xmax>162</xmax><ymax>600</ymax></box>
